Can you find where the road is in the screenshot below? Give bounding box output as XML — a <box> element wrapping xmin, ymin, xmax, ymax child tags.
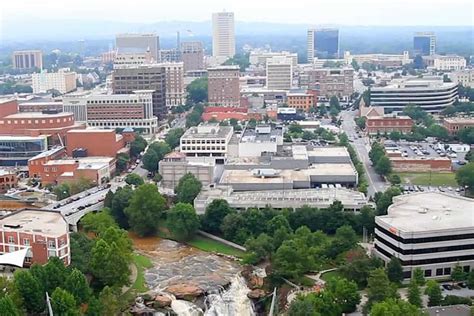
<box><xmin>340</xmin><ymin>109</ymin><xmax>388</xmax><ymax>198</ymax></box>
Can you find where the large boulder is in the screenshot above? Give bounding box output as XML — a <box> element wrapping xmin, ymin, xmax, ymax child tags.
<box><xmin>166</xmin><ymin>283</ymin><xmax>204</xmax><ymax>300</ymax></box>
<box><xmin>154</xmin><ymin>295</ymin><xmax>172</xmax><ymax>308</ymax></box>
<box><xmin>247</xmin><ymin>289</ymin><xmax>266</xmax><ymax>299</ymax></box>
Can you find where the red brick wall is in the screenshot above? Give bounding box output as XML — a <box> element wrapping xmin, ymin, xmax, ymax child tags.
<box><xmin>66</xmin><ymin>130</ymin><xmax>124</xmax><ymax>157</ymax></box>
<box><xmin>28</xmin><ymin>148</ymin><xmax>67</xmax><ymax>178</ymax></box>
<box><xmin>366</xmin><ymin>116</ymin><xmax>413</xmax><ymax>134</ymax></box>
<box><xmin>390</xmin><ymin>157</ymin><xmax>452</xmax><ymax>172</ymax></box>
<box><xmin>0</xmin><ymin>100</ymin><xmax>19</xmax><ymax>118</ymax></box>
<box><xmin>40</xmin><ymin>162</ymin><xmax>79</xmax><ymax>184</ymax></box>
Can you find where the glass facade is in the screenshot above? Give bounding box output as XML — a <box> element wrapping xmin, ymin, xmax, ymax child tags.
<box><xmin>314</xmin><ymin>29</ymin><xmax>339</xmax><ymax>59</ymax></box>
<box><xmin>413</xmin><ymin>36</ymin><xmax>431</xmax><ymax>56</ymax></box>
<box><xmin>0</xmin><ymin>136</ymin><xmax>48</xmax><ymax>166</ymax></box>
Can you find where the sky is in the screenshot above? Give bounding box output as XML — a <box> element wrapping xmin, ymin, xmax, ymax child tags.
<box><xmin>1</xmin><ymin>0</ymin><xmax>473</xmax><ymax>26</ymax></box>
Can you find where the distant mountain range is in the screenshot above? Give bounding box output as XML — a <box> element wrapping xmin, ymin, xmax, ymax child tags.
<box><xmin>1</xmin><ymin>18</ymin><xmax>472</xmax><ymax>57</ymax></box>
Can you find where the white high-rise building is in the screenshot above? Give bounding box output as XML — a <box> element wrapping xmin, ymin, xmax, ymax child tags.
<box><xmin>266</xmin><ymin>56</ymin><xmax>293</xmax><ymax>90</ymax></box>
<box><xmin>212</xmin><ymin>11</ymin><xmax>235</xmax><ymax>59</ymax></box>
<box><xmin>32</xmin><ymin>69</ymin><xmax>77</xmax><ymax>94</ymax></box>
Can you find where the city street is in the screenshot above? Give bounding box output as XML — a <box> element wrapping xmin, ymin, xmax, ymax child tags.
<box><xmin>340</xmin><ymin>109</ymin><xmax>388</xmax><ymax>197</ymax></box>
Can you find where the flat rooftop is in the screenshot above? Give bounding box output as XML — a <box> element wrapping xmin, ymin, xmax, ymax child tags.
<box><xmin>182</xmin><ymin>124</ymin><xmax>233</xmax><ymax>139</ymax></box>
<box><xmin>67</xmin><ymin>128</ymin><xmax>115</xmax><ymax>133</ymax></box>
<box><xmin>220</xmin><ymin>163</ymin><xmax>356</xmax><ymax>184</ymax></box>
<box><xmin>444</xmin><ymin>117</ymin><xmax>474</xmax><ymax>124</ymax></box>
<box><xmin>0</xmin><ymin>210</ymin><xmax>67</xmax><ymax>237</ymax></box>
<box><xmin>378</xmin><ymin>192</ymin><xmax>474</xmax><ymax>232</ymax></box>
<box><xmin>5</xmin><ymin>112</ymin><xmax>72</xmax><ymax>119</ymax></box>
<box><xmin>307</xmin><ymin>147</ymin><xmax>349</xmax><ymax>158</ymax></box>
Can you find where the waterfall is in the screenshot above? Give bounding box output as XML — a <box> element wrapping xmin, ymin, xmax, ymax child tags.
<box><xmin>171</xmin><ymin>300</ymin><xmax>203</xmax><ymax>316</ymax></box>
<box><xmin>204</xmin><ymin>275</ymin><xmax>255</xmax><ymax>316</ymax></box>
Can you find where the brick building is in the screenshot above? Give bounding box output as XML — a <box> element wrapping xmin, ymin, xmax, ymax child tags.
<box><xmin>0</xmin><ymin>99</ymin><xmax>84</xmax><ymax>143</ymax></box>
<box><xmin>207</xmin><ymin>66</ymin><xmax>240</xmax><ymax>107</ymax></box>
<box><xmin>366</xmin><ymin>115</ymin><xmax>413</xmax><ymax>135</ymax></box>
<box><xmin>0</xmin><ymin>209</ymin><xmax>70</xmax><ymax>267</ymax></box>
<box><xmin>443</xmin><ymin>117</ymin><xmax>474</xmax><ymax>135</ymax></box>
<box><xmin>0</xmin><ymin>170</ymin><xmax>17</xmax><ymax>192</ymax></box>
<box><xmin>300</xmin><ymin>67</ymin><xmax>354</xmax><ymax>101</ymax></box>
<box><xmin>181</xmin><ymin>41</ymin><xmax>204</xmax><ymax>72</ymax></box>
<box><xmin>65</xmin><ymin>129</ymin><xmax>128</xmax><ymax>157</ymax></box>
<box><xmin>287</xmin><ymin>91</ymin><xmax>315</xmax><ymax>112</ymax></box>
<box><xmin>28</xmin><ymin>147</ymin><xmax>67</xmax><ymax>178</ymax></box>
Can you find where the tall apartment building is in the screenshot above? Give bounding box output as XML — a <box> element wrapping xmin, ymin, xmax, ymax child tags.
<box><xmin>307</xmin><ymin>28</ymin><xmax>339</xmax><ymax>62</ymax></box>
<box><xmin>116</xmin><ymin>33</ymin><xmax>160</xmax><ymax>61</ymax></box>
<box><xmin>266</xmin><ymin>56</ymin><xmax>293</xmax><ymax>90</ymax></box>
<box><xmin>0</xmin><ymin>209</ymin><xmax>70</xmax><ymax>267</ymax></box>
<box><xmin>12</xmin><ymin>50</ymin><xmax>43</xmax><ymax>70</ymax></box>
<box><xmin>207</xmin><ymin>65</ymin><xmax>240</xmax><ymax>107</ymax></box>
<box><xmin>181</xmin><ymin>41</ymin><xmax>204</xmax><ymax>72</ymax></box>
<box><xmin>413</xmin><ymin>32</ymin><xmax>436</xmax><ymax>56</ymax></box>
<box><xmin>374</xmin><ymin>192</ymin><xmax>474</xmax><ymax>280</ymax></box>
<box><xmin>63</xmin><ymin>90</ymin><xmax>158</xmax><ymax>134</ymax></box>
<box><xmin>32</xmin><ymin>69</ymin><xmax>77</xmax><ymax>94</ymax></box>
<box><xmin>212</xmin><ymin>12</ymin><xmax>235</xmax><ymax>58</ymax></box>
<box><xmin>160</xmin><ymin>62</ymin><xmax>185</xmax><ymax>107</ymax></box>
<box><xmin>370</xmin><ymin>77</ymin><xmax>458</xmax><ymax>113</ymax></box>
<box><xmin>300</xmin><ymin>67</ymin><xmax>354</xmax><ymax>100</ymax></box>
<box><xmin>112</xmin><ymin>65</ymin><xmax>167</xmax><ymax>119</ymax></box>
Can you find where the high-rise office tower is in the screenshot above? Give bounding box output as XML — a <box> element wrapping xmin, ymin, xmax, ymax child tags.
<box><xmin>12</xmin><ymin>50</ymin><xmax>43</xmax><ymax>70</ymax></box>
<box><xmin>307</xmin><ymin>28</ymin><xmax>339</xmax><ymax>62</ymax></box>
<box><xmin>112</xmin><ymin>65</ymin><xmax>167</xmax><ymax>119</ymax></box>
<box><xmin>116</xmin><ymin>33</ymin><xmax>160</xmax><ymax>61</ymax></box>
<box><xmin>413</xmin><ymin>32</ymin><xmax>436</xmax><ymax>56</ymax></box>
<box><xmin>266</xmin><ymin>56</ymin><xmax>293</xmax><ymax>90</ymax></box>
<box><xmin>212</xmin><ymin>12</ymin><xmax>235</xmax><ymax>58</ymax></box>
<box><xmin>181</xmin><ymin>41</ymin><xmax>204</xmax><ymax>72</ymax></box>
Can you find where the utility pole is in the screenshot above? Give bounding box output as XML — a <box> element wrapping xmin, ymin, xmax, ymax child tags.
<box><xmin>46</xmin><ymin>292</ymin><xmax>53</xmax><ymax>316</ymax></box>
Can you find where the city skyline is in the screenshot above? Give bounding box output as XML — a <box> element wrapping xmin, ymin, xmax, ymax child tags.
<box><xmin>1</xmin><ymin>0</ymin><xmax>473</xmax><ymax>26</ymax></box>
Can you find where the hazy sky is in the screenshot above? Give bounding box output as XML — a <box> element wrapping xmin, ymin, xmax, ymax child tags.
<box><xmin>2</xmin><ymin>0</ymin><xmax>473</xmax><ymax>26</ymax></box>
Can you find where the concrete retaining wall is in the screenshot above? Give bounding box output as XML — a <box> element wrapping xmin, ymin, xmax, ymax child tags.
<box><xmin>197</xmin><ymin>230</ymin><xmax>247</xmax><ymax>252</ymax></box>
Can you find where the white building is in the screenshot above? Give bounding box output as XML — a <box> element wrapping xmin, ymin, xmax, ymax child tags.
<box><xmin>212</xmin><ymin>11</ymin><xmax>235</xmax><ymax>59</ymax></box>
<box><xmin>115</xmin><ymin>33</ymin><xmax>160</xmax><ymax>61</ymax></box>
<box><xmin>370</xmin><ymin>77</ymin><xmax>458</xmax><ymax>114</ymax></box>
<box><xmin>238</xmin><ymin>125</ymin><xmax>284</xmax><ymax>157</ymax></box>
<box><xmin>425</xmin><ymin>55</ymin><xmax>467</xmax><ymax>71</ymax></box>
<box><xmin>451</xmin><ymin>69</ymin><xmax>474</xmax><ymax>88</ymax></box>
<box><xmin>374</xmin><ymin>192</ymin><xmax>474</xmax><ymax>280</ymax></box>
<box><xmin>249</xmin><ymin>51</ymin><xmax>298</xmax><ymax>67</ymax></box>
<box><xmin>32</xmin><ymin>69</ymin><xmax>77</xmax><ymax>94</ymax></box>
<box><xmin>63</xmin><ymin>90</ymin><xmax>158</xmax><ymax>134</ymax></box>
<box><xmin>113</xmin><ymin>52</ymin><xmax>155</xmax><ymax>68</ymax></box>
<box><xmin>266</xmin><ymin>56</ymin><xmax>293</xmax><ymax>90</ymax></box>
<box><xmin>180</xmin><ymin>122</ymin><xmax>233</xmax><ymax>164</ymax></box>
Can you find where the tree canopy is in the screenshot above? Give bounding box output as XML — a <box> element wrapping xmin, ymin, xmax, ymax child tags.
<box><xmin>174</xmin><ymin>173</ymin><xmax>202</xmax><ymax>204</ymax></box>
<box><xmin>166</xmin><ymin>203</ymin><xmax>200</xmax><ymax>241</ymax></box>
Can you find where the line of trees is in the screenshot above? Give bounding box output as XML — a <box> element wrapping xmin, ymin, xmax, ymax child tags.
<box><xmin>339</xmin><ymin>133</ymin><xmax>369</xmax><ymax>194</ymax></box>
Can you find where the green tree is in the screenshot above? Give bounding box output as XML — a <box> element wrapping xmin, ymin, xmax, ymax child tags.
<box><xmin>90</xmin><ymin>239</ymin><xmax>130</xmax><ymax>288</ymax></box>
<box><xmin>14</xmin><ymin>270</ymin><xmax>45</xmax><ymax>314</ymax></box>
<box><xmin>220</xmin><ymin>212</ymin><xmax>247</xmax><ymax>243</ymax></box>
<box><xmin>329</xmin><ymin>96</ymin><xmax>341</xmax><ymax>110</ymax></box>
<box><xmin>148</xmin><ymin>141</ymin><xmax>172</xmax><ymax>161</ymax></box>
<box><xmin>110</xmin><ymin>185</ymin><xmax>133</xmax><ymax>228</ymax></box>
<box><xmin>388</xmin><ymin>174</ymin><xmax>401</xmax><ymax>185</ymax></box>
<box><xmin>64</xmin><ymin>268</ymin><xmax>91</xmax><ymax>306</ymax></box>
<box><xmin>130</xmin><ymin>135</ymin><xmax>147</xmax><ymax>158</ymax></box>
<box><xmin>69</xmin><ymin>232</ymin><xmax>94</xmax><ymax>274</ymax></box>
<box><xmin>54</xmin><ymin>183</ymin><xmax>71</xmax><ymax>200</ymax></box>
<box><xmin>166</xmin><ymin>203</ymin><xmax>200</xmax><ymax>241</ymax></box>
<box><xmin>174</xmin><ymin>173</ymin><xmax>202</xmax><ymax>204</ymax></box>
<box><xmin>244</xmin><ymin>233</ymin><xmax>274</xmax><ymax>264</ymax></box>
<box><xmin>425</xmin><ymin>280</ymin><xmax>443</xmax><ymax>306</ymax></box>
<box><xmin>116</xmin><ymin>153</ymin><xmax>130</xmax><ymax>173</ymax></box>
<box><xmin>458</xmin><ymin>127</ymin><xmax>474</xmax><ymax>144</ymax></box>
<box><xmin>369</xmin><ymin>142</ymin><xmax>385</xmax><ymax>165</ymax></box>
<box><xmin>371</xmin><ymin>298</ymin><xmax>423</xmax><ymax>316</ymax></box>
<box><xmin>100</xmin><ymin>226</ymin><xmax>133</xmax><ymax>255</ymax></box>
<box><xmin>389</xmin><ymin>131</ymin><xmax>402</xmax><ymax>141</ymax></box>
<box><xmin>326</xmin><ymin>277</ymin><xmax>361</xmax><ymax>313</ymax></box>
<box><xmin>0</xmin><ymin>295</ymin><xmax>21</xmax><ymax>316</ymax></box>
<box><xmin>451</xmin><ymin>264</ymin><xmax>467</xmax><ymax>284</ymax></box>
<box><xmin>408</xmin><ymin>279</ymin><xmax>423</xmax><ymax>307</ymax></box>
<box><xmin>165</xmin><ymin>128</ymin><xmax>185</xmax><ymax>149</ymax></box>
<box><xmin>288</xmin><ymin>123</ymin><xmax>303</xmax><ymax>134</ymax></box>
<box><xmin>375</xmin><ymin>155</ymin><xmax>392</xmax><ymax>176</ymax></box>
<box><xmin>0</xmin><ymin>276</ymin><xmax>23</xmax><ymax>310</ymax></box>
<box><xmin>265</xmin><ymin>214</ymin><xmax>291</xmax><ymax>236</ymax></box>
<box><xmin>273</xmin><ymin>239</ymin><xmax>315</xmax><ymax>279</ymax></box>
<box><xmin>467</xmin><ymin>270</ymin><xmax>474</xmax><ymax>289</ymax></box>
<box><xmin>202</xmin><ymin>199</ymin><xmax>232</xmax><ymax>233</ymax></box>
<box><xmin>142</xmin><ymin>149</ymin><xmax>159</xmax><ymax>172</ymax></box>
<box><xmin>456</xmin><ymin>162</ymin><xmax>474</xmax><ymax>194</ymax></box>
<box><xmin>124</xmin><ymin>173</ymin><xmax>145</xmax><ymax>186</ymax></box>
<box><xmin>103</xmin><ymin>190</ymin><xmax>114</xmax><ymax>208</ymax></box>
<box><xmin>288</xmin><ymin>291</ymin><xmax>341</xmax><ymax>316</ymax></box>
<box><xmin>412</xmin><ymin>268</ymin><xmax>425</xmax><ymax>286</ymax></box>
<box><xmin>81</xmin><ymin>209</ymin><xmax>118</xmax><ymax>235</ymax></box>
<box><xmin>375</xmin><ymin>186</ymin><xmax>402</xmax><ymax>215</ymax></box>
<box><xmin>98</xmin><ymin>286</ymin><xmax>120</xmax><ymax>316</ymax></box>
<box><xmin>186</xmin><ymin>77</ymin><xmax>208</xmax><ymax>104</ymax></box>
<box><xmin>465</xmin><ymin>149</ymin><xmax>474</xmax><ymax>162</ymax></box>
<box><xmin>326</xmin><ymin>225</ymin><xmax>358</xmax><ymax>258</ymax></box>
<box><xmin>355</xmin><ymin>116</ymin><xmax>366</xmax><ymax>130</ymax></box>
<box><xmin>386</xmin><ymin>257</ymin><xmax>404</xmax><ymax>284</ymax></box>
<box><xmin>223</xmin><ymin>53</ymin><xmax>250</xmax><ymax>71</ymax></box>
<box><xmin>351</xmin><ymin>59</ymin><xmax>360</xmax><ymax>71</ymax></box>
<box><xmin>365</xmin><ymin>268</ymin><xmax>397</xmax><ymax>312</ymax></box>
<box><xmin>125</xmin><ymin>183</ymin><xmax>166</xmax><ymax>236</ymax></box>
<box><xmin>51</xmin><ymin>288</ymin><xmax>79</xmax><ymax>316</ymax></box>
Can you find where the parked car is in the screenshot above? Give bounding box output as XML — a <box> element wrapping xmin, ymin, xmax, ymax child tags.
<box><xmin>442</xmin><ymin>284</ymin><xmax>453</xmax><ymax>290</ymax></box>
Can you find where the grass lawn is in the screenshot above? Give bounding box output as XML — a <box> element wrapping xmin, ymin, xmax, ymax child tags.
<box><xmin>186</xmin><ymin>235</ymin><xmax>246</xmax><ymax>258</ymax></box>
<box><xmin>396</xmin><ymin>172</ymin><xmax>458</xmax><ymax>187</ymax></box>
<box><xmin>320</xmin><ymin>270</ymin><xmax>342</xmax><ymax>283</ymax></box>
<box><xmin>130</xmin><ymin>254</ymin><xmax>153</xmax><ymax>293</ymax></box>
